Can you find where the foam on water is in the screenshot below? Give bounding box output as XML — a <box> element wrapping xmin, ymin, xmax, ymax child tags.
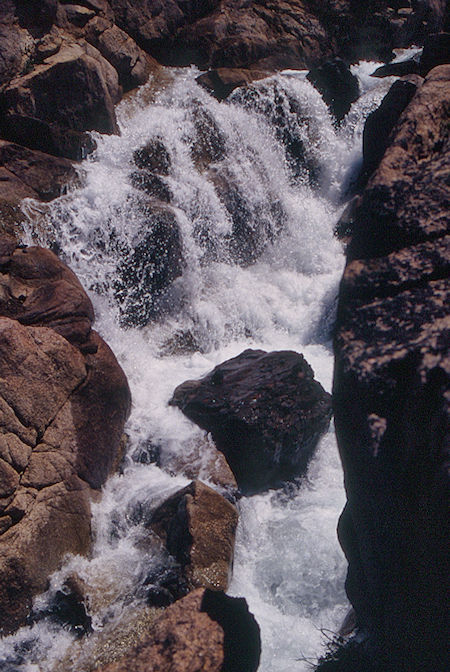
<box><xmin>1</xmin><ymin>63</ymin><xmax>394</xmax><ymax>671</ymax></box>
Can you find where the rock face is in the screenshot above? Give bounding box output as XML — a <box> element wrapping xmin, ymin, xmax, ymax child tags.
<box><xmin>333</xmin><ymin>64</ymin><xmax>450</xmax><ymax>670</ymax></box>
<box><xmin>0</xmin><ymin>238</ymin><xmax>131</xmax><ymax>634</ymax></box>
<box><xmin>170</xmin><ymin>349</ymin><xmax>332</xmax><ymax>492</ymax></box>
<box><xmin>150</xmin><ymin>480</ymin><xmax>238</xmax><ymax>592</ymax></box>
<box><xmin>95</xmin><ymin>588</ymin><xmax>261</xmax><ymax>672</ymax></box>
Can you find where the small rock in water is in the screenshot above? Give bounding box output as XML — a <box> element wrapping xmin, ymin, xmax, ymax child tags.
<box><xmin>149</xmin><ymin>480</ymin><xmax>238</xmax><ymax>592</ymax></box>
<box><xmin>170</xmin><ymin>349</ymin><xmax>332</xmax><ymax>492</ymax></box>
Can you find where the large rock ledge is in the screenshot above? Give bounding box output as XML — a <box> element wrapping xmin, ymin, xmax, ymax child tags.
<box><xmin>332</xmin><ymin>64</ymin><xmax>449</xmax><ymax>670</ymax></box>
<box><xmin>0</xmin><ymin>237</ymin><xmax>131</xmax><ymax>634</ymax></box>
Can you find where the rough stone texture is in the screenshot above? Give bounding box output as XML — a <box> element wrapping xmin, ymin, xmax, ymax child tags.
<box><xmin>306</xmin><ymin>57</ymin><xmax>360</xmax><ymax>121</ymax></box>
<box><xmin>0</xmin><ymin>239</ymin><xmax>131</xmax><ymax>634</ymax></box>
<box><xmin>0</xmin><ymin>41</ymin><xmax>120</xmax><ymax>160</ymax></box>
<box><xmin>170</xmin><ymin>349</ymin><xmax>332</xmax><ymax>492</ymax></box>
<box><xmin>333</xmin><ymin>64</ymin><xmax>450</xmax><ymax>671</ymax></box>
<box><xmin>95</xmin><ymin>588</ymin><xmax>261</xmax><ymax>672</ymax></box>
<box><xmin>0</xmin><ymin>141</ymin><xmax>78</xmax><ymax>201</ymax></box>
<box><xmin>150</xmin><ymin>480</ymin><xmax>238</xmax><ymax>592</ymax></box>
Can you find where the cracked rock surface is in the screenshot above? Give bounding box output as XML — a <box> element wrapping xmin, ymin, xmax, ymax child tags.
<box><xmin>0</xmin><ymin>237</ymin><xmax>130</xmax><ymax>634</ymax></box>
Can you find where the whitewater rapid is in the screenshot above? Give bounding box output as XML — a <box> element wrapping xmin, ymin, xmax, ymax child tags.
<box><xmin>1</xmin><ymin>61</ymin><xmax>398</xmax><ymax>672</ymax></box>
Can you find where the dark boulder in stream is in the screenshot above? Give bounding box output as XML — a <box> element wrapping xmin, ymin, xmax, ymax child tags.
<box><xmin>170</xmin><ymin>349</ymin><xmax>332</xmax><ymax>492</ymax></box>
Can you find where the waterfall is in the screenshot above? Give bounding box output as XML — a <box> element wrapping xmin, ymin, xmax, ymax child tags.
<box><xmin>0</xmin><ymin>62</ymin><xmax>397</xmax><ymax>672</ymax></box>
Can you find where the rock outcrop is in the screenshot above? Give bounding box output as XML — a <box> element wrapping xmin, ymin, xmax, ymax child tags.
<box><xmin>333</xmin><ymin>64</ymin><xmax>450</xmax><ymax>670</ymax></box>
<box><xmin>0</xmin><ymin>238</ymin><xmax>131</xmax><ymax>634</ymax></box>
<box><xmin>170</xmin><ymin>349</ymin><xmax>332</xmax><ymax>492</ymax></box>
<box><xmin>95</xmin><ymin>588</ymin><xmax>261</xmax><ymax>672</ymax></box>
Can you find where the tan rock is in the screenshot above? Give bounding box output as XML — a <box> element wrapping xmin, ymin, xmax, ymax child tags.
<box><xmin>151</xmin><ymin>480</ymin><xmax>238</xmax><ymax>592</ymax></box>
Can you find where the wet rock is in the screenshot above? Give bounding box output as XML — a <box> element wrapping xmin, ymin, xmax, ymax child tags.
<box><xmin>190</xmin><ymin>105</ymin><xmax>226</xmax><ymax>170</ymax></box>
<box><xmin>0</xmin><ymin>240</ymin><xmax>131</xmax><ymax>634</ymax></box>
<box><xmin>0</xmin><ymin>243</ymin><xmax>95</xmax><ymax>345</ymax></box>
<box><xmin>307</xmin><ymin>58</ymin><xmax>360</xmax><ymax>122</ymax></box>
<box><xmin>158</xmin><ymin>434</ymin><xmax>238</xmax><ymax>497</ymax></box>
<box><xmin>94</xmin><ymin>588</ymin><xmax>261</xmax><ymax>672</ymax></box>
<box><xmin>113</xmin><ymin>200</ymin><xmax>184</xmax><ymax>327</ymax></box>
<box><xmin>207</xmin><ymin>164</ymin><xmax>285</xmax><ymax>264</ymax></box>
<box><xmin>371</xmin><ymin>54</ymin><xmax>421</xmax><ymax>78</ymax></box>
<box><xmin>0</xmin><ymin>41</ymin><xmax>120</xmax><ymax>160</ymax></box>
<box><xmin>333</xmin><ymin>64</ymin><xmax>450</xmax><ymax>670</ymax></box>
<box><xmin>362</xmin><ymin>75</ymin><xmax>423</xmax><ymax>180</ymax></box>
<box><xmin>33</xmin><ymin>573</ymin><xmax>93</xmax><ymax>636</ymax></box>
<box><xmin>170</xmin><ymin>349</ymin><xmax>332</xmax><ymax>492</ymax></box>
<box><xmin>130</xmin><ymin>170</ymin><xmax>172</xmax><ymax>203</ymax></box>
<box><xmin>196</xmin><ymin>68</ymin><xmax>270</xmax><ymax>101</ymax></box>
<box><xmin>133</xmin><ymin>138</ymin><xmax>171</xmax><ymax>175</ymax></box>
<box><xmin>150</xmin><ymin>480</ymin><xmax>238</xmax><ymax>592</ymax></box>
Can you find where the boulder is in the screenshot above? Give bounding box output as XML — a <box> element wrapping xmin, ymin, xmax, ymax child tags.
<box><xmin>361</xmin><ymin>75</ymin><xmax>423</xmax><ymax>180</ymax></box>
<box><xmin>0</xmin><ymin>41</ymin><xmax>120</xmax><ymax>160</ymax></box>
<box><xmin>170</xmin><ymin>349</ymin><xmax>332</xmax><ymax>492</ymax></box>
<box><xmin>0</xmin><ymin>240</ymin><xmax>131</xmax><ymax>634</ymax></box>
<box><xmin>307</xmin><ymin>58</ymin><xmax>360</xmax><ymax>122</ymax></box>
<box><xmin>95</xmin><ymin>588</ymin><xmax>261</xmax><ymax>672</ymax></box>
<box><xmin>149</xmin><ymin>480</ymin><xmax>238</xmax><ymax>592</ymax></box>
<box><xmin>333</xmin><ymin>64</ymin><xmax>450</xmax><ymax>670</ymax></box>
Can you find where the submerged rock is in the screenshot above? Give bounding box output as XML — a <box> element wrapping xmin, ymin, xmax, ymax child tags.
<box><xmin>170</xmin><ymin>349</ymin><xmax>332</xmax><ymax>492</ymax></box>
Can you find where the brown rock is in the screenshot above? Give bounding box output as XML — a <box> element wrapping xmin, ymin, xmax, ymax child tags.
<box><xmin>158</xmin><ymin>434</ymin><xmax>238</xmax><ymax>495</ymax></box>
<box><xmin>333</xmin><ymin>62</ymin><xmax>449</xmax><ymax>670</ymax></box>
<box><xmin>0</xmin><ymin>242</ymin><xmax>131</xmax><ymax>634</ymax></box>
<box><xmin>0</xmin><ymin>41</ymin><xmax>120</xmax><ymax>160</ymax></box>
<box><xmin>361</xmin><ymin>74</ymin><xmax>423</xmax><ymax>181</ymax></box>
<box><xmin>94</xmin><ymin>23</ymin><xmax>155</xmax><ymax>91</ymax></box>
<box><xmin>196</xmin><ymin>68</ymin><xmax>270</xmax><ymax>100</ymax></box>
<box><xmin>150</xmin><ymin>480</ymin><xmax>238</xmax><ymax>592</ymax></box>
<box><xmin>0</xmin><ymin>141</ymin><xmax>78</xmax><ymax>201</ymax></box>
<box><xmin>347</xmin><ymin>65</ymin><xmax>450</xmax><ymax>260</ymax></box>
<box><xmin>0</xmin><ymin>243</ymin><xmax>95</xmax><ymax>345</ymax></box>
<box><xmin>95</xmin><ymin>588</ymin><xmax>261</xmax><ymax>672</ymax></box>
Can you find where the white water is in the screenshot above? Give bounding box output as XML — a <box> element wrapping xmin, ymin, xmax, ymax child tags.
<box><xmin>0</xmin><ymin>63</ymin><xmax>397</xmax><ymax>671</ymax></box>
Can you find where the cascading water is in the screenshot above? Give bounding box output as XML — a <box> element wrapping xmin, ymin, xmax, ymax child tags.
<box><xmin>0</xmin><ymin>62</ymin><xmax>398</xmax><ymax>672</ymax></box>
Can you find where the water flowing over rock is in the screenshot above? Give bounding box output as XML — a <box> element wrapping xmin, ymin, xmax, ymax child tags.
<box><xmin>333</xmin><ymin>64</ymin><xmax>450</xmax><ymax>670</ymax></box>
<box><xmin>170</xmin><ymin>349</ymin><xmax>332</xmax><ymax>493</ymax></box>
<box><xmin>0</xmin><ymin>239</ymin><xmax>131</xmax><ymax>634</ymax></box>
<box><xmin>94</xmin><ymin>588</ymin><xmax>261</xmax><ymax>672</ymax></box>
